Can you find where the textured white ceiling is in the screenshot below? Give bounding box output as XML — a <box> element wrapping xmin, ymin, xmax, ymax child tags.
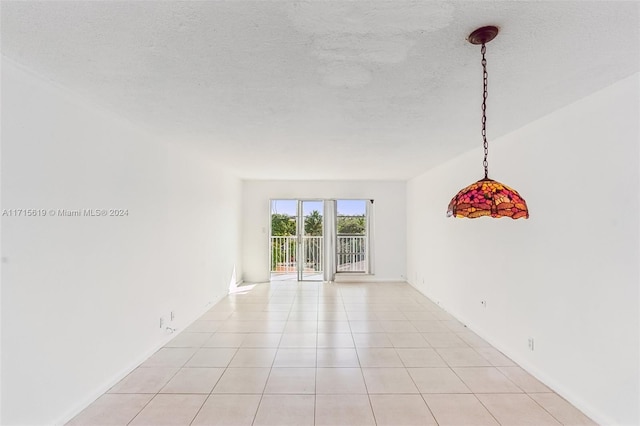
<box><xmin>2</xmin><ymin>1</ymin><xmax>638</xmax><ymax>180</ymax></box>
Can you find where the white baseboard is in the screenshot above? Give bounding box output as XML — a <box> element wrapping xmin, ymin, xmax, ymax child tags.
<box><xmin>55</xmin><ymin>293</ymin><xmax>226</xmax><ymax>426</ymax></box>
<box><xmin>405</xmin><ymin>280</ymin><xmax>609</xmax><ymax>426</ymax></box>
<box><xmin>334</xmin><ymin>274</ymin><xmax>405</xmax><ymax>283</ymax></box>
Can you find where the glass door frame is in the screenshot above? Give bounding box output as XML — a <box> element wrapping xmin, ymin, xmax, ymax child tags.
<box><xmin>297</xmin><ymin>199</ymin><xmax>324</xmax><ymax>281</ymax></box>
<box><xmin>269</xmin><ymin>199</ymin><xmax>324</xmax><ymax>282</ymax></box>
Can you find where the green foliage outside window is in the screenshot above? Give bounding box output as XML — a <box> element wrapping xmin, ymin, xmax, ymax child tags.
<box><xmin>304</xmin><ymin>210</ymin><xmax>323</xmax><ymax>236</ymax></box>
<box><xmin>271</xmin><ymin>214</ymin><xmax>295</xmax><ymax>270</ymax></box>
<box><xmin>271</xmin><ymin>213</ymin><xmax>296</xmax><ymax>236</ymax></box>
<box><xmin>337</xmin><ymin>215</ymin><xmax>365</xmax><ymax>235</ymax></box>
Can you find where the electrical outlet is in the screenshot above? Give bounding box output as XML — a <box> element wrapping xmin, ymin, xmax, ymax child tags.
<box><xmin>528</xmin><ymin>338</ymin><xmax>535</xmax><ymax>351</ymax></box>
<box><xmin>170</xmin><ymin>311</ymin><xmax>175</xmax><ymax>321</ymax></box>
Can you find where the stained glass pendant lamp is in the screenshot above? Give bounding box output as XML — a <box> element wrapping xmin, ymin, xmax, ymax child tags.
<box><xmin>447</xmin><ymin>26</ymin><xmax>529</xmax><ymax>220</ymax></box>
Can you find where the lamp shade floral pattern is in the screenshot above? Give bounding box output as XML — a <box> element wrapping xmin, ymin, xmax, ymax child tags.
<box><xmin>447</xmin><ymin>178</ymin><xmax>529</xmax><ymax>219</ymax></box>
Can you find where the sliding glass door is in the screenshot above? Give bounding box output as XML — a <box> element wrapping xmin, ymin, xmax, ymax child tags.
<box><xmin>270</xmin><ymin>199</ymin><xmax>297</xmax><ymax>280</ymax></box>
<box><xmin>270</xmin><ymin>198</ymin><xmax>372</xmax><ymax>281</ymax></box>
<box><xmin>299</xmin><ymin>200</ymin><xmax>324</xmax><ymax>281</ymax></box>
<box><xmin>270</xmin><ymin>199</ymin><xmax>324</xmax><ymax>281</ymax></box>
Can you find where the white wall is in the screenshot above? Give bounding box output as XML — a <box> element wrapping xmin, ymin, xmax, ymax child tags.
<box><xmin>0</xmin><ymin>59</ymin><xmax>243</xmax><ymax>425</ymax></box>
<box><xmin>406</xmin><ymin>74</ymin><xmax>639</xmax><ymax>425</ymax></box>
<box><xmin>242</xmin><ymin>180</ymin><xmax>406</xmax><ymax>283</ymax></box>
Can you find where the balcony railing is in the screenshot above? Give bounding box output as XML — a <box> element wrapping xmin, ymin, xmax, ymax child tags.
<box><xmin>271</xmin><ymin>236</ymin><xmax>323</xmax><ymax>273</ymax></box>
<box><xmin>271</xmin><ymin>236</ymin><xmax>297</xmax><ymax>272</ymax></box>
<box><xmin>337</xmin><ymin>235</ymin><xmax>366</xmax><ymax>272</ymax></box>
<box><xmin>270</xmin><ymin>235</ymin><xmax>365</xmax><ymax>273</ymax></box>
<box><xmin>303</xmin><ymin>236</ymin><xmax>323</xmax><ymax>273</ymax></box>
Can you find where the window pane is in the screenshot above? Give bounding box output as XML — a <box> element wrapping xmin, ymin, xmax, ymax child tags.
<box><xmin>336</xmin><ymin>200</ymin><xmax>367</xmax><ymax>272</ymax></box>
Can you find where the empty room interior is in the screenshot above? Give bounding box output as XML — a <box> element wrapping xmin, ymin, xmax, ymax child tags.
<box><xmin>1</xmin><ymin>1</ymin><xmax>639</xmax><ymax>426</ymax></box>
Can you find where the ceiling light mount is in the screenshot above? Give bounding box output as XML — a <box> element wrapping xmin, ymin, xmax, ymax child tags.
<box><xmin>467</xmin><ymin>26</ymin><xmax>499</xmax><ymax>45</ymax></box>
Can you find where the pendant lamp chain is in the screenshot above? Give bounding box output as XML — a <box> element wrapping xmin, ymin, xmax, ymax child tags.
<box><xmin>447</xmin><ymin>26</ymin><xmax>529</xmax><ymax>220</ymax></box>
<box><xmin>481</xmin><ymin>43</ymin><xmax>489</xmax><ymax>179</ymax></box>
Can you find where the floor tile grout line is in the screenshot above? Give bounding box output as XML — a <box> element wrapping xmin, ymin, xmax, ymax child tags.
<box><xmin>124</xmin><ymin>393</ymin><xmax>156</xmax><ymax>426</ymax></box>
<box><xmin>445</xmin><ymin>362</ymin><xmax>536</xmax><ymax>424</ymax></box>
<box><xmin>523</xmin><ymin>391</ymin><xmax>568</xmax><ymax>425</ymax></box>
<box><xmin>452</xmin><ymin>364</ymin><xmax>528</xmax><ymax>396</ymax></box>
<box><xmin>186</xmin><ymin>392</ymin><xmax>213</xmax><ymax>426</ymax></box>
<box><xmin>340</xmin><ymin>285</ymin><xmax>379</xmax><ymax>425</ymax></box>
<box><xmin>418</xmin><ymin>393</ymin><xmax>442</xmax><ymax>426</ymax></box>
<box><xmin>474</xmin><ymin>392</ymin><xmax>510</xmax><ymax>425</ymax></box>
<box><xmin>124</xmin><ymin>346</ymin><xmax>200</xmax><ymax>425</ymax></box>
<box><xmin>79</xmin><ymin>281</ymin><xmax>591</xmax><ymax>425</ymax></box>
<box><xmin>313</xmin><ymin>283</ymin><xmax>321</xmax><ymax>426</ymax></box>
<box><xmin>251</xmin><ymin>288</ymin><xmax>288</xmax><ymax>426</ymax></box>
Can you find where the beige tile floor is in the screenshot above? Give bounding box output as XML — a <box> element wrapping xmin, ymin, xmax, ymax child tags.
<box><xmin>67</xmin><ymin>281</ymin><xmax>597</xmax><ymax>426</ymax></box>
